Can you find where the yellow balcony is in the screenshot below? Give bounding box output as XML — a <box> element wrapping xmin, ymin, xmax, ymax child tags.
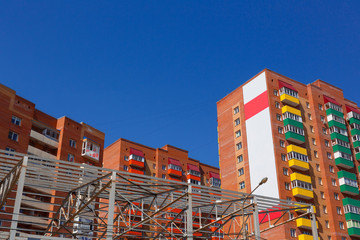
<box><xmin>280</xmin><ymin>93</ymin><xmax>300</xmax><ymax>107</ymax></box>
<box><xmin>290</xmin><ymin>173</ymin><xmax>311</xmax><ymax>183</ymax></box>
<box><xmin>298</xmin><ymin>234</ymin><xmax>320</xmax><ymax>240</ymax></box>
<box><xmin>288</xmin><ymin>159</ymin><xmax>309</xmax><ymax>171</ymax></box>
<box><xmin>282</xmin><ymin>105</ymin><xmax>301</xmax><ymax>116</ymax></box>
<box><xmin>292</xmin><ymin>188</ymin><xmax>314</xmax><ymax>199</ymax></box>
<box><xmin>296</xmin><ymin>218</ymin><xmax>318</xmax><ymax>230</ymax></box>
<box><xmin>295</xmin><ymin>205</ymin><xmax>316</xmax><ymax>213</ymax></box>
<box><xmin>287</xmin><ymin>145</ymin><xmax>307</xmax><ymax>155</ymax></box>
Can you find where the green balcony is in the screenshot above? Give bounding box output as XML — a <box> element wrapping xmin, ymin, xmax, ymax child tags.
<box><xmin>330</xmin><ymin>132</ymin><xmax>349</xmax><ymax>142</ymax></box>
<box><xmin>335</xmin><ymin>157</ymin><xmax>354</xmax><ymax>169</ymax></box>
<box><xmin>328</xmin><ymin>120</ymin><xmax>347</xmax><ymax>129</ymax></box>
<box><xmin>343</xmin><ymin>198</ymin><xmax>360</xmax><ymax>221</ymax></box>
<box><xmin>326</xmin><ymin>108</ymin><xmax>344</xmax><ymax>118</ymax></box>
<box><xmin>351</xmin><ymin>129</ymin><xmax>360</xmax><ymax>136</ymax></box>
<box><xmin>338</xmin><ymin>171</ymin><xmax>359</xmax><ymax>195</ymax></box>
<box><xmin>340</xmin><ymin>185</ymin><xmax>359</xmax><ymax>195</ymax></box>
<box><xmin>332</xmin><ymin>145</ymin><xmax>352</xmax><ymax>155</ymax></box>
<box><xmin>283</xmin><ymin>118</ymin><xmax>303</xmax><ymax>129</ymax></box>
<box><xmin>354</xmin><ymin>141</ymin><xmax>360</xmax><ymax>148</ymax></box>
<box><xmin>348</xmin><ymin>225</ymin><xmax>360</xmax><ymax>237</ymax></box>
<box><xmin>356</xmin><ymin>152</ymin><xmax>360</xmax><ymax>161</ymax></box>
<box><xmin>285</xmin><ymin>132</ymin><xmax>305</xmax><ymax>144</ymax></box>
<box><xmin>350</xmin><ymin>118</ymin><xmax>360</xmax><ymax>126</ymax></box>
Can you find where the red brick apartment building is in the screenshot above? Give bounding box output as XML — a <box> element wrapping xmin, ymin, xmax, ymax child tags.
<box><xmin>217</xmin><ymin>69</ymin><xmax>360</xmax><ymax>240</ymax></box>
<box><xmin>103</xmin><ymin>138</ymin><xmax>221</xmax><ymax>238</ymax></box>
<box><xmin>0</xmin><ymin>83</ymin><xmax>105</xmax><ymax>234</ymax></box>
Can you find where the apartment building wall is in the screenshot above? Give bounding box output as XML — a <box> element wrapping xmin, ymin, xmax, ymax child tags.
<box><xmin>217</xmin><ymin>69</ymin><xmax>359</xmax><ymax>240</ymax></box>
<box><xmin>0</xmin><ymin>83</ymin><xmax>105</xmax><ymax>234</ymax></box>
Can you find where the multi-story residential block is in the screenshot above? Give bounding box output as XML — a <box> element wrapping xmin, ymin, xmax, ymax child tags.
<box><xmin>217</xmin><ymin>69</ymin><xmax>360</xmax><ymax>240</ymax></box>
<box><xmin>0</xmin><ymin>83</ymin><xmax>105</xmax><ymax>234</ymax></box>
<box><xmin>103</xmin><ymin>138</ymin><xmax>222</xmax><ymax>238</ymax></box>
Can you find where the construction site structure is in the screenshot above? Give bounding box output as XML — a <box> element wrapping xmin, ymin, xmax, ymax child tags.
<box><xmin>0</xmin><ymin>150</ymin><xmax>318</xmax><ymax>239</ymax></box>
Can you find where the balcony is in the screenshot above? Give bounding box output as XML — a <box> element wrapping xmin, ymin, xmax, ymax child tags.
<box><xmin>288</xmin><ymin>159</ymin><xmax>309</xmax><ymax>171</ymax></box>
<box><xmin>287</xmin><ymin>145</ymin><xmax>309</xmax><ymax>171</ymax></box>
<box><xmin>346</xmin><ymin>220</ymin><xmax>360</xmax><ymax>237</ymax></box>
<box><xmin>291</xmin><ymin>173</ymin><xmax>313</xmax><ymax>199</ymax></box>
<box><xmin>333</xmin><ymin>145</ymin><xmax>352</xmax><ymax>155</ymax></box>
<box><xmin>129</xmin><ymin>158</ymin><xmax>145</xmax><ymax>168</ymax></box>
<box><xmin>30</xmin><ymin>130</ymin><xmax>58</xmax><ymax>149</ymax></box>
<box><xmin>81</xmin><ymin>138</ymin><xmax>100</xmax><ymax>162</ymax></box>
<box><xmin>298</xmin><ymin>234</ymin><xmax>320</xmax><ymax>240</ymax></box>
<box><xmin>285</xmin><ymin>131</ymin><xmax>305</xmax><ymax>144</ymax></box>
<box><xmin>343</xmin><ymin>198</ymin><xmax>360</xmax><ymax>222</ymax></box>
<box><xmin>296</xmin><ymin>218</ymin><xmax>318</xmax><ymax>230</ymax></box>
<box><xmin>27</xmin><ymin>145</ymin><xmax>56</xmax><ymax>159</ymax></box>
<box><xmin>129</xmin><ymin>168</ymin><xmax>144</xmax><ymax>175</ymax></box>
<box><xmin>282</xmin><ymin>105</ymin><xmax>302</xmax><ymax>117</ymax></box>
<box><xmin>328</xmin><ymin>120</ymin><xmax>347</xmax><ymax>129</ymax></box>
<box><xmin>22</xmin><ymin>195</ymin><xmax>51</xmax><ymax>211</ymax></box>
<box><xmin>283</xmin><ymin>118</ymin><xmax>303</xmax><ymax>129</ymax></box>
<box><xmin>280</xmin><ymin>93</ymin><xmax>299</xmax><ymax>107</ymax></box>
<box><xmin>338</xmin><ymin>171</ymin><xmax>359</xmax><ymax>195</ymax></box>
<box><xmin>326</xmin><ymin>108</ymin><xmax>344</xmax><ymax>118</ymax></box>
<box><xmin>330</xmin><ymin>132</ymin><xmax>349</xmax><ymax>143</ymax></box>
<box><xmin>335</xmin><ymin>157</ymin><xmax>354</xmax><ymax>169</ymax></box>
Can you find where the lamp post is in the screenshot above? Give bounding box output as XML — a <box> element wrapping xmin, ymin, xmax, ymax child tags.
<box><xmin>241</xmin><ymin>177</ymin><xmax>268</xmax><ymax>240</ymax></box>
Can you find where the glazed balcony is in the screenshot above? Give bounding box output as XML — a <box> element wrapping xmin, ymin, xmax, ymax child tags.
<box><xmin>343</xmin><ymin>198</ymin><xmax>360</xmax><ymax>222</ymax></box>
<box><xmin>338</xmin><ymin>170</ymin><xmax>359</xmax><ymax>196</ymax></box>
<box><xmin>279</xmin><ymin>83</ymin><xmax>299</xmax><ymax>107</ymax></box>
<box><xmin>280</xmin><ymin>93</ymin><xmax>299</xmax><ymax>107</ymax></box>
<box><xmin>296</xmin><ymin>218</ymin><xmax>318</xmax><ymax>230</ymax></box>
<box><xmin>346</xmin><ymin>221</ymin><xmax>360</xmax><ymax>237</ymax></box>
<box><xmin>298</xmin><ymin>234</ymin><xmax>320</xmax><ymax>240</ymax></box>
<box><xmin>287</xmin><ymin>145</ymin><xmax>309</xmax><ymax>171</ymax></box>
<box><xmin>291</xmin><ymin>173</ymin><xmax>313</xmax><ymax>199</ymax></box>
<box><xmin>81</xmin><ymin>138</ymin><xmax>100</xmax><ymax>162</ymax></box>
<box><xmin>129</xmin><ymin>154</ymin><xmax>145</xmax><ymax>168</ymax></box>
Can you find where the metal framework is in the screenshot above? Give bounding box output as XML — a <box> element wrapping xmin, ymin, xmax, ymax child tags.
<box><xmin>0</xmin><ymin>150</ymin><xmax>319</xmax><ymax>239</ymax></box>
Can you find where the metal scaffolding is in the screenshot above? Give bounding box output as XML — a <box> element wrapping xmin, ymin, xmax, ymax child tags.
<box><xmin>0</xmin><ymin>150</ymin><xmax>319</xmax><ymax>239</ymax></box>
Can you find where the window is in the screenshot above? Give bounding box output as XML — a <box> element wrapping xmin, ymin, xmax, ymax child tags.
<box><xmin>8</xmin><ymin>131</ymin><xmax>18</xmax><ymax>141</ymax></box>
<box><xmin>318</xmin><ymin>178</ymin><xmax>323</xmax><ymax>185</ymax></box>
<box><xmin>11</xmin><ymin>116</ymin><xmax>21</xmax><ymax>126</ymax></box>
<box><xmin>323</xmin><ymin>128</ymin><xmax>327</xmax><ymax>134</ymax></box>
<box><xmin>340</xmin><ymin>222</ymin><xmax>344</xmax><ymax>229</ymax></box>
<box><xmin>123</xmin><ymin>165</ymin><xmax>128</xmax><ymax>171</ymax></box>
<box><xmin>329</xmin><ymin>165</ymin><xmax>334</xmax><ymax>173</ymax></box>
<box><xmin>325</xmin><ymin>140</ymin><xmax>329</xmax><ymax>147</ymax></box>
<box><xmin>334</xmin><ymin>193</ymin><xmax>339</xmax><ymax>200</ymax></box>
<box><xmin>162</xmin><ymin>174</ymin><xmax>166</xmax><ymax>179</ymax></box>
<box><xmin>320</xmin><ymin>115</ymin><xmax>325</xmax><ymax>122</ymax></box>
<box><xmin>274</xmin><ymin>90</ymin><xmax>278</xmax><ymax>96</ymax></box>
<box><xmin>321</xmin><ymin>191</ymin><xmax>325</xmax><ymax>199</ymax></box>
<box><xmin>331</xmin><ymin>178</ymin><xmax>337</xmax><ymax>186</ymax></box>
<box><xmin>234</xmin><ymin>118</ymin><xmax>240</xmax><ymax>126</ymax></box>
<box><xmin>283</xmin><ymin>168</ymin><xmax>288</xmax><ymax>176</ymax></box>
<box><xmin>308</xmin><ymin>114</ymin><xmax>312</xmax><ymax>120</ymax></box>
<box><xmin>280</xmin><ymin>140</ymin><xmax>285</xmax><ymax>148</ymax></box>
<box><xmin>152</xmin><ymin>173</ymin><xmax>155</xmax><ymax>177</ymax></box>
<box><xmin>319</xmin><ymin>104</ymin><xmax>323</xmax><ymax>110</ymax></box>
<box><xmin>281</xmin><ymin>154</ymin><xmax>286</xmax><ymax>161</ymax></box>
<box><xmin>312</xmin><ymin>138</ymin><xmax>316</xmax><ymax>145</ymax></box>
<box><xmin>234</xmin><ymin>107</ymin><xmax>239</xmax><ymax>114</ymax></box>
<box><xmin>325</xmin><ymin>220</ymin><xmax>330</xmax><ymax>228</ymax></box>
<box><xmin>237</xmin><ymin>155</ymin><xmax>243</xmax><ymax>163</ymax></box>
<box><xmin>69</xmin><ymin>139</ymin><xmax>76</xmax><ymax>148</ymax></box>
<box><xmin>323</xmin><ymin>205</ymin><xmax>328</xmax><ymax>213</ymax></box>
<box><xmin>327</xmin><ymin>152</ymin><xmax>332</xmax><ymax>159</ymax></box>
<box><xmin>306</xmin><ymin>102</ymin><xmax>310</xmax><ymax>108</ymax></box>
<box><xmin>310</xmin><ymin>126</ymin><xmax>314</xmax><ymax>133</ymax></box>
<box><xmin>286</xmin><ymin>197</ymin><xmax>292</xmax><ymax>201</ymax></box>
<box><xmin>67</xmin><ymin>154</ymin><xmax>74</xmax><ymax>162</ymax></box>
<box><xmin>278</xmin><ymin>127</ymin><xmax>283</xmax><ymax>134</ymax></box>
<box><xmin>328</xmin><ymin>236</ymin><xmax>331</xmax><ymax>240</ymax></box>
<box><xmin>337</xmin><ymin>207</ymin><xmax>342</xmax><ymax>215</ymax></box>
<box><xmin>314</xmin><ymin>151</ymin><xmax>318</xmax><ymax>158</ymax></box>
<box><xmin>238</xmin><ymin>168</ymin><xmax>244</xmax><ymax>176</ymax></box>
<box><xmin>316</xmin><ymin>164</ymin><xmax>320</xmax><ymax>171</ymax></box>
<box><xmin>5</xmin><ymin>147</ymin><xmax>15</xmax><ymax>156</ymax></box>
<box><xmin>275</xmin><ymin>102</ymin><xmax>280</xmax><ymax>108</ymax></box>
<box><xmin>162</xmin><ymin>165</ymin><xmax>166</xmax><ymax>170</ymax></box>
<box><xmin>276</xmin><ymin>114</ymin><xmax>282</xmax><ymax>121</ymax></box>
<box><xmin>235</xmin><ymin>130</ymin><xmax>241</xmax><ymax>138</ymax></box>
<box><xmin>285</xmin><ymin>182</ymin><xmax>291</xmax><ymax>190</ymax></box>
<box><xmin>124</xmin><ymin>156</ymin><xmax>128</xmax><ymax>161</ymax></box>
<box><xmin>236</xmin><ymin>142</ymin><xmax>242</xmax><ymax>150</ymax></box>
<box><xmin>153</xmin><ymin>164</ymin><xmax>156</xmax><ymax>169</ymax></box>
<box><xmin>290</xmin><ymin>228</ymin><xmax>296</xmax><ymax>237</ymax></box>
<box><xmin>239</xmin><ymin>181</ymin><xmax>245</xmax><ymax>189</ymax></box>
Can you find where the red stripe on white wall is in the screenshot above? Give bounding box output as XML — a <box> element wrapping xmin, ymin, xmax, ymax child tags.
<box><xmin>244</xmin><ymin>90</ymin><xmax>269</xmax><ymax>121</ymax></box>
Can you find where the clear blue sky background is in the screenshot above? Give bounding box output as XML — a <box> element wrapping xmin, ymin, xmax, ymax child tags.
<box><xmin>1</xmin><ymin>1</ymin><xmax>359</xmax><ymax>168</ymax></box>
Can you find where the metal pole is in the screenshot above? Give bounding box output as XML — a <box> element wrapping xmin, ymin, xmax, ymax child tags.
<box><xmin>252</xmin><ymin>196</ymin><xmax>261</xmax><ymax>240</ymax></box>
<box><xmin>186</xmin><ymin>185</ymin><xmax>193</xmax><ymax>239</ymax></box>
<box><xmin>9</xmin><ymin>156</ymin><xmax>28</xmax><ymax>240</ymax></box>
<box><xmin>310</xmin><ymin>206</ymin><xmax>318</xmax><ymax>240</ymax></box>
<box><xmin>106</xmin><ymin>172</ymin><xmax>116</xmax><ymax>240</ymax></box>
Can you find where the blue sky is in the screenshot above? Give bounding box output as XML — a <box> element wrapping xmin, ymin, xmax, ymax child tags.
<box><xmin>0</xmin><ymin>1</ymin><xmax>359</xmax><ymax>168</ymax></box>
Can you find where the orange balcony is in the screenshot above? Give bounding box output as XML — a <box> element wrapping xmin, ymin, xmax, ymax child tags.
<box><xmin>187</xmin><ymin>174</ymin><xmax>201</xmax><ymax>181</ymax></box>
<box><xmin>168</xmin><ymin>177</ymin><xmax>181</xmax><ymax>182</ymax></box>
<box><xmin>168</xmin><ymin>168</ymin><xmax>182</xmax><ymax>177</ymax></box>
<box><xmin>129</xmin><ymin>159</ymin><xmax>144</xmax><ymax>168</ymax></box>
<box><xmin>129</xmin><ymin>168</ymin><xmax>144</xmax><ymax>175</ymax></box>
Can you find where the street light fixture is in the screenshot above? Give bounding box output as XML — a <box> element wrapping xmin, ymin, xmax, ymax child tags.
<box><xmin>241</xmin><ymin>177</ymin><xmax>268</xmax><ymax>240</ymax></box>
